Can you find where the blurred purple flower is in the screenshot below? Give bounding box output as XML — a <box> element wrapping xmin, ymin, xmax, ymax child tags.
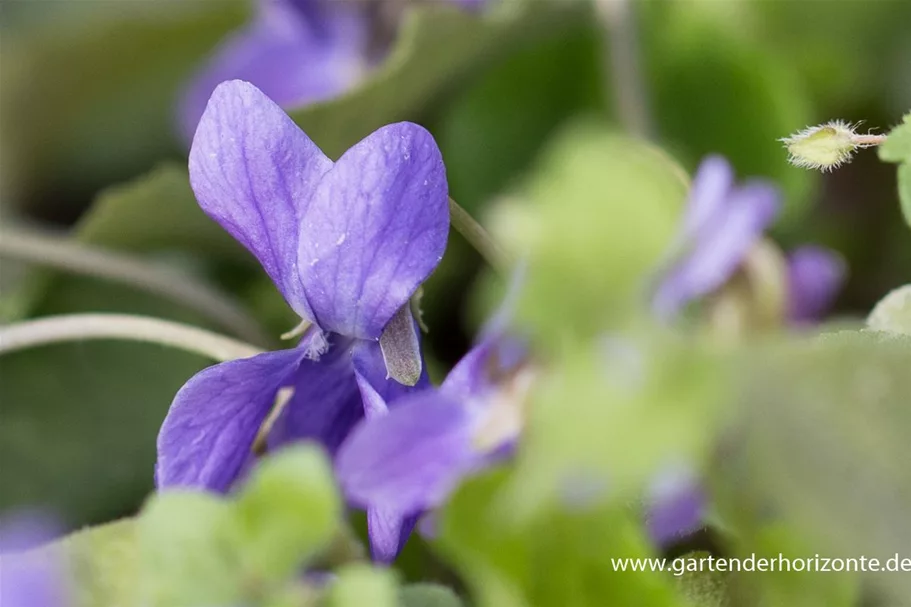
<box><xmin>653</xmin><ymin>155</ymin><xmax>844</xmax><ymax>324</ymax></box>
<box><xmin>786</xmin><ymin>245</ymin><xmax>846</xmax><ymax>324</ymax></box>
<box><xmin>178</xmin><ymin>0</ymin><xmax>490</xmax><ymax>141</ymax></box>
<box><xmin>645</xmin><ymin>466</ymin><xmax>706</xmax><ymax>546</ymax></box>
<box><xmin>0</xmin><ymin>512</ymin><xmax>68</xmax><ymax>607</ymax></box>
<box><xmin>652</xmin><ymin>155</ymin><xmax>780</xmax><ymax>320</ymax></box>
<box><xmin>156</xmin><ymin>80</ymin><xmax>449</xmax><ymax>562</ymax></box>
<box><xmin>335</xmin><ymin>272</ymin><xmax>530</xmax><ymax>549</ymax></box>
<box><xmin>178</xmin><ymin>0</ymin><xmax>369</xmax><ymax>141</ymax></box>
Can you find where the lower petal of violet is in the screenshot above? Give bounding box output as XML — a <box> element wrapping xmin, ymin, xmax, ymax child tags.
<box><xmin>156</xmin><ymin>349</ymin><xmax>305</xmax><ymax>492</ymax></box>
<box><xmin>335</xmin><ymin>391</ymin><xmax>477</xmax><ymax>515</ymax></box>
<box><xmin>266</xmin><ymin>337</ymin><xmax>364</xmax><ymax>457</ymax></box>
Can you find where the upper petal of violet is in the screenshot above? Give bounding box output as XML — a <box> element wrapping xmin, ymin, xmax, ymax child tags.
<box><xmin>678</xmin><ymin>155</ymin><xmax>735</xmax><ymax>240</ymax></box>
<box><xmin>189</xmin><ymin>80</ymin><xmax>333</xmax><ymax>321</ymax></box>
<box><xmin>298</xmin><ymin>122</ymin><xmax>449</xmax><ymax>339</ymax></box>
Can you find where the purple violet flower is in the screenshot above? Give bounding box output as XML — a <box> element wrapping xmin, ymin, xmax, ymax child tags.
<box><xmin>786</xmin><ymin>245</ymin><xmax>846</xmax><ymax>324</ymax></box>
<box><xmin>335</xmin><ymin>278</ymin><xmax>531</xmax><ymax>536</ymax></box>
<box><xmin>0</xmin><ymin>512</ymin><xmax>68</xmax><ymax>607</ymax></box>
<box><xmin>647</xmin><ymin>155</ymin><xmax>846</xmax><ymax>543</ymax></box>
<box><xmin>653</xmin><ymin>154</ymin><xmax>845</xmax><ymax>325</ymax></box>
<box><xmin>178</xmin><ymin>0</ymin><xmax>369</xmax><ymax>142</ymax></box>
<box><xmin>156</xmin><ymin>80</ymin><xmax>449</xmax><ymax>562</ymax></box>
<box><xmin>178</xmin><ymin>0</ymin><xmax>489</xmax><ymax>141</ymax></box>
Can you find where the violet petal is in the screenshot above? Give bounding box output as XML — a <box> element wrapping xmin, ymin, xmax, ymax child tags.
<box><xmin>155</xmin><ymin>348</ymin><xmax>304</xmax><ymax>492</ymax></box>
<box><xmin>265</xmin><ymin>337</ymin><xmax>363</xmax><ymax>458</ymax></box>
<box><xmin>188</xmin><ymin>80</ymin><xmax>332</xmax><ymax>320</ymax></box>
<box><xmin>335</xmin><ymin>391</ymin><xmax>476</xmax><ymax>514</ymax></box>
<box><xmin>653</xmin><ymin>180</ymin><xmax>780</xmax><ymax>318</ymax></box>
<box><xmin>786</xmin><ymin>245</ymin><xmax>846</xmax><ymax>323</ymax></box>
<box><xmin>298</xmin><ymin>122</ymin><xmax>449</xmax><ymax>339</ymax></box>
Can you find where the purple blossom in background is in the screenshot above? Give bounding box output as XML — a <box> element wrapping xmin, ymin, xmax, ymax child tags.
<box><xmin>156</xmin><ymin>80</ymin><xmax>449</xmax><ymax>562</ymax></box>
<box><xmin>647</xmin><ymin>155</ymin><xmax>845</xmax><ymax>543</ymax></box>
<box><xmin>652</xmin><ymin>155</ymin><xmax>780</xmax><ymax>320</ymax></box>
<box><xmin>178</xmin><ymin>0</ymin><xmax>490</xmax><ymax>141</ymax></box>
<box><xmin>653</xmin><ymin>154</ymin><xmax>845</xmax><ymax>324</ymax></box>
<box><xmin>178</xmin><ymin>0</ymin><xmax>369</xmax><ymax>141</ymax></box>
<box><xmin>0</xmin><ymin>512</ymin><xmax>68</xmax><ymax>607</ymax></box>
<box><xmin>787</xmin><ymin>245</ymin><xmax>846</xmax><ymax>324</ymax></box>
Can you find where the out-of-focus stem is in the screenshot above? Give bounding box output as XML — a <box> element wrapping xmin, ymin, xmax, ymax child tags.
<box><xmin>0</xmin><ymin>313</ymin><xmax>263</xmax><ymax>362</ymax></box>
<box><xmin>0</xmin><ymin>227</ymin><xmax>272</xmax><ymax>347</ymax></box>
<box><xmin>448</xmin><ymin>196</ymin><xmax>508</xmax><ymax>271</ymax></box>
<box><xmin>596</xmin><ymin>0</ymin><xmax>652</xmax><ymax>138</ymax></box>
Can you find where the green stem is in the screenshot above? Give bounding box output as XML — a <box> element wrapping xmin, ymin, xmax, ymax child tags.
<box><xmin>0</xmin><ymin>226</ymin><xmax>272</xmax><ymax>347</ymax></box>
<box><xmin>448</xmin><ymin>197</ymin><xmax>508</xmax><ymax>271</ymax></box>
<box><xmin>0</xmin><ymin>313</ymin><xmax>263</xmax><ymax>362</ymax></box>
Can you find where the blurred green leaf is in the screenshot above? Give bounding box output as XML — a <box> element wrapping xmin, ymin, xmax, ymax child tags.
<box><xmin>400</xmin><ymin>583</ymin><xmax>465</xmax><ymax>607</ymax></box>
<box><xmin>0</xmin><ymin>306</ymin><xmax>212</xmax><ymax>524</ymax></box>
<box><xmin>498</xmin><ymin>121</ymin><xmax>687</xmax><ymax>341</ymax></box>
<box><xmin>59</xmin><ymin>519</ymin><xmax>138</xmax><ymax>607</ymax></box>
<box><xmin>878</xmin><ymin>114</ymin><xmax>911</xmax><ymax>163</ymax></box>
<box><xmin>730</xmin><ymin>525</ymin><xmax>857</xmax><ymax>607</ymax></box>
<box><xmin>673</xmin><ymin>555</ymin><xmax>729</xmax><ymax>607</ymax></box>
<box><xmin>867</xmin><ymin>284</ymin><xmax>911</xmax><ymax>335</ymax></box>
<box><xmin>234</xmin><ymin>445</ymin><xmax>342</xmax><ymax>584</ymax></box>
<box><xmin>327</xmin><ymin>564</ymin><xmax>398</xmax><ymax>607</ymax></box>
<box><xmin>719</xmin><ymin>331</ymin><xmax>911</xmax><ymax>602</ymax></box>
<box><xmin>0</xmin><ymin>165</ymin><xmax>258</xmax><ymax>524</ymax></box>
<box><xmin>879</xmin><ymin>113</ymin><xmax>911</xmax><ymax>228</ymax></box>
<box><xmin>509</xmin><ymin>332</ymin><xmax>727</xmax><ymax>521</ymax></box>
<box><xmin>137</xmin><ymin>491</ymin><xmax>244</xmax><ymax>607</ymax></box>
<box><xmin>436</xmin><ymin>18</ymin><xmax>603</xmax><ymax>214</ymax></box>
<box><xmin>437</xmin><ymin>469</ymin><xmax>685</xmax><ymax>607</ymax></box>
<box><xmin>1</xmin><ymin>1</ymin><xmax>247</xmax><ymax>204</ymax></box>
<box><xmin>289</xmin><ymin>2</ymin><xmax>587</xmax><ymax>160</ymax></box>
<box><xmin>643</xmin><ymin>5</ymin><xmax>814</xmax><ymax>224</ymax></box>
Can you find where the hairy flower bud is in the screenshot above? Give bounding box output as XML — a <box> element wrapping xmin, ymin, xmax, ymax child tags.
<box><xmin>780</xmin><ymin>120</ymin><xmax>885</xmax><ymax>172</ymax></box>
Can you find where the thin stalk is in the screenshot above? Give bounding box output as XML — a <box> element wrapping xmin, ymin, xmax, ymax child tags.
<box><xmin>597</xmin><ymin>0</ymin><xmax>652</xmax><ymax>138</ymax></box>
<box><xmin>0</xmin><ymin>227</ymin><xmax>272</xmax><ymax>347</ymax></box>
<box><xmin>0</xmin><ymin>313</ymin><xmax>263</xmax><ymax>362</ymax></box>
<box><xmin>448</xmin><ymin>197</ymin><xmax>508</xmax><ymax>271</ymax></box>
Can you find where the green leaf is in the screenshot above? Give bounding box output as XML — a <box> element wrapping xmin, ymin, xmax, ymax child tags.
<box><xmin>436</xmin><ymin>18</ymin><xmax>603</xmax><ymax>214</ymax></box>
<box><xmin>719</xmin><ymin>331</ymin><xmax>911</xmax><ymax>602</ymax></box>
<box><xmin>898</xmin><ymin>161</ymin><xmax>911</xmax><ymax>229</ymax></box>
<box><xmin>288</xmin><ymin>2</ymin><xmax>587</xmax><ymax>160</ymax></box>
<box><xmin>326</xmin><ymin>564</ymin><xmax>398</xmax><ymax>607</ymax></box>
<box><xmin>878</xmin><ymin>114</ymin><xmax>911</xmax><ymax>229</ymax></box>
<box><xmin>500</xmin><ymin>121</ymin><xmax>687</xmax><ymax>341</ymax></box>
<box><xmin>400</xmin><ymin>584</ymin><xmax>465</xmax><ymax>607</ymax></box>
<box><xmin>508</xmin><ymin>332</ymin><xmax>727</xmax><ymax>521</ymax></box>
<box><xmin>643</xmin><ymin>4</ymin><xmax>814</xmax><ymax>224</ymax></box>
<box><xmin>878</xmin><ymin>113</ymin><xmax>911</xmax><ymax>163</ymax></box>
<box><xmin>2</xmin><ymin>163</ymin><xmax>248</xmax><ymax>323</ymax></box>
<box><xmin>234</xmin><ymin>445</ymin><xmax>342</xmax><ymax>583</ymax></box>
<box><xmin>672</xmin><ymin>552</ymin><xmax>729</xmax><ymax>607</ymax></box>
<box><xmin>1</xmin><ymin>1</ymin><xmax>247</xmax><ymax>202</ymax></box>
<box><xmin>437</xmin><ymin>469</ymin><xmax>686</xmax><ymax>607</ymax></box>
<box><xmin>137</xmin><ymin>491</ymin><xmax>245</xmax><ymax>607</ymax></box>
<box><xmin>868</xmin><ymin>284</ymin><xmax>911</xmax><ymax>335</ymax></box>
<box><xmin>0</xmin><ymin>166</ymin><xmax>258</xmax><ymax>524</ymax></box>
<box><xmin>55</xmin><ymin>519</ymin><xmax>139</xmax><ymax>607</ymax></box>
